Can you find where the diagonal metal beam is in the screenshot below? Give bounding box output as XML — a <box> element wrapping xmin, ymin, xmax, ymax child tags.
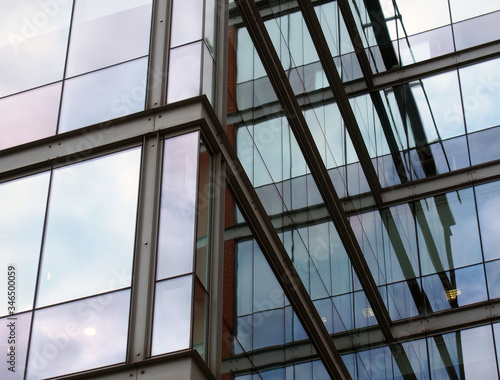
<box><xmin>298</xmin><ymin>0</ymin><xmax>383</xmax><ymax>206</ymax></box>
<box><xmin>200</xmin><ymin>103</ymin><xmax>352</xmax><ymax>379</ymax></box>
<box><xmin>234</xmin><ymin>0</ymin><xmax>393</xmax><ymax>341</ymax></box>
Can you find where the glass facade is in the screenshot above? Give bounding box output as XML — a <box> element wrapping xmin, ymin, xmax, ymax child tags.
<box><xmin>225</xmin><ymin>0</ymin><xmax>500</xmax><ymax>379</ymax></box>
<box><xmin>1</xmin><ymin>0</ymin><xmax>500</xmax><ymax>379</ymax></box>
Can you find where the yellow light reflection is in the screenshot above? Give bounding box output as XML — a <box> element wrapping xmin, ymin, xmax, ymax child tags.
<box><xmin>362</xmin><ymin>308</ymin><xmax>374</xmax><ymax>318</ymax></box>
<box><xmin>445</xmin><ymin>289</ymin><xmax>462</xmax><ymax>300</ymax></box>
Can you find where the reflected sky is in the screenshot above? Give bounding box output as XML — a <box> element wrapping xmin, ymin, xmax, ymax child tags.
<box><xmin>152</xmin><ymin>276</ymin><xmax>192</xmax><ymax>355</ymax></box>
<box><xmin>167</xmin><ymin>42</ymin><xmax>202</xmax><ymax>103</ymax></box>
<box><xmin>0</xmin><ymin>83</ymin><xmax>61</xmax><ymax>150</ymax></box>
<box><xmin>170</xmin><ymin>0</ymin><xmax>203</xmax><ymax>48</ymax></box>
<box><xmin>0</xmin><ymin>0</ymin><xmax>72</xmax><ymax>97</ymax></box>
<box><xmin>66</xmin><ymin>0</ymin><xmax>152</xmax><ymax>77</ymax></box>
<box><xmin>0</xmin><ymin>173</ymin><xmax>50</xmax><ymax>316</ymax></box>
<box><xmin>37</xmin><ymin>148</ymin><xmax>141</xmax><ymax>307</ymax></box>
<box><xmin>157</xmin><ymin>132</ymin><xmax>199</xmax><ymax>280</ymax></box>
<box><xmin>27</xmin><ymin>290</ymin><xmax>130</xmax><ymax>380</ymax></box>
<box><xmin>58</xmin><ymin>57</ymin><xmax>148</xmax><ymax>133</ymax></box>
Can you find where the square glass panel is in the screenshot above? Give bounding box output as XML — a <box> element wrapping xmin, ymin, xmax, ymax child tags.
<box><xmin>157</xmin><ymin>132</ymin><xmax>199</xmax><ymax>280</ymax></box>
<box><xmin>152</xmin><ymin>275</ymin><xmax>193</xmax><ymax>355</ymax></box>
<box><xmin>27</xmin><ymin>290</ymin><xmax>130</xmax><ymax>380</ymax></box>
<box><xmin>0</xmin><ymin>0</ymin><xmax>72</xmax><ymax>97</ymax></box>
<box><xmin>36</xmin><ymin>148</ymin><xmax>141</xmax><ymax>307</ymax></box>
<box><xmin>66</xmin><ymin>0</ymin><xmax>152</xmax><ymax>77</ymax></box>
<box><xmin>0</xmin><ymin>173</ymin><xmax>50</xmax><ymax>316</ymax></box>
<box><xmin>0</xmin><ymin>83</ymin><xmax>61</xmax><ymax>150</ymax></box>
<box><xmin>58</xmin><ymin>57</ymin><xmax>148</xmax><ymax>133</ymax></box>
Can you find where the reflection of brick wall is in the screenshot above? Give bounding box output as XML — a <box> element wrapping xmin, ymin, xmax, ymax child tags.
<box><xmin>227</xmin><ymin>26</ymin><xmax>237</xmax><ymax>114</ymax></box>
<box><xmin>222</xmin><ymin>123</ymin><xmax>236</xmax><ymax>361</ymax></box>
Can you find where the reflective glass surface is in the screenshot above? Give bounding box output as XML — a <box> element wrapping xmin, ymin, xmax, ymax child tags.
<box><xmin>459</xmin><ymin>58</ymin><xmax>500</xmax><ymax>134</ymax></box>
<box><xmin>167</xmin><ymin>42</ymin><xmax>202</xmax><ymax>103</ymax></box>
<box><xmin>0</xmin><ymin>0</ymin><xmax>72</xmax><ymax>97</ymax></box>
<box><xmin>27</xmin><ymin>290</ymin><xmax>130</xmax><ymax>380</ymax></box>
<box><xmin>170</xmin><ymin>0</ymin><xmax>203</xmax><ymax>48</ymax></box>
<box><xmin>157</xmin><ymin>132</ymin><xmax>199</xmax><ymax>280</ymax></box>
<box><xmin>66</xmin><ymin>0</ymin><xmax>152</xmax><ymax>77</ymax></box>
<box><xmin>152</xmin><ymin>275</ymin><xmax>192</xmax><ymax>355</ymax></box>
<box><xmin>58</xmin><ymin>57</ymin><xmax>148</xmax><ymax>133</ymax></box>
<box><xmin>37</xmin><ymin>148</ymin><xmax>141</xmax><ymax>307</ymax></box>
<box><xmin>0</xmin><ymin>173</ymin><xmax>50</xmax><ymax>316</ymax></box>
<box><xmin>476</xmin><ymin>180</ymin><xmax>500</xmax><ymax>262</ymax></box>
<box><xmin>0</xmin><ymin>83</ymin><xmax>61</xmax><ymax>150</ymax></box>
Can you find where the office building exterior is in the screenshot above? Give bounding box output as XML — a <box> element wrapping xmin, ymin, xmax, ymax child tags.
<box><xmin>1</xmin><ymin>0</ymin><xmax>500</xmax><ymax>379</ymax></box>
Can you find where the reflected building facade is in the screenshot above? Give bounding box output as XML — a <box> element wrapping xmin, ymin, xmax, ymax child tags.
<box><xmin>1</xmin><ymin>0</ymin><xmax>500</xmax><ymax>379</ymax></box>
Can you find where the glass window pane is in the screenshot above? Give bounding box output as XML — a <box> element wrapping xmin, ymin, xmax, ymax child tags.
<box><xmin>167</xmin><ymin>42</ymin><xmax>202</xmax><ymax>103</ymax></box>
<box><xmin>0</xmin><ymin>312</ymin><xmax>31</xmax><ymax>379</ymax></box>
<box><xmin>469</xmin><ymin>126</ymin><xmax>500</xmax><ymax>166</ymax></box>
<box><xmin>152</xmin><ymin>275</ymin><xmax>193</xmax><ymax>355</ymax></box>
<box><xmin>485</xmin><ymin>260</ymin><xmax>500</xmax><ymax>300</ymax></box>
<box><xmin>476</xmin><ymin>180</ymin><xmax>500</xmax><ymax>261</ymax></box>
<box><xmin>66</xmin><ymin>0</ymin><xmax>152</xmax><ymax>77</ymax></box>
<box><xmin>453</xmin><ymin>11</ymin><xmax>500</xmax><ymax>51</ymax></box>
<box><xmin>450</xmin><ymin>0</ymin><xmax>499</xmax><ymax>22</ymax></box>
<box><xmin>27</xmin><ymin>290</ymin><xmax>130</xmax><ymax>380</ymax></box>
<box><xmin>0</xmin><ymin>0</ymin><xmax>72</xmax><ymax>97</ymax></box>
<box><xmin>417</xmin><ymin>189</ymin><xmax>482</xmax><ymax>275</ymax></box>
<box><xmin>0</xmin><ymin>173</ymin><xmax>50</xmax><ymax>316</ymax></box>
<box><xmin>0</xmin><ymin>83</ymin><xmax>61</xmax><ymax>150</ymax></box>
<box><xmin>58</xmin><ymin>57</ymin><xmax>147</xmax><ymax>133</ymax></box>
<box><xmin>37</xmin><ymin>148</ymin><xmax>141</xmax><ymax>307</ymax></box>
<box><xmin>236</xmin><ymin>240</ymin><xmax>253</xmax><ymax>316</ymax></box>
<box><xmin>253</xmin><ymin>308</ymin><xmax>285</xmax><ymax>350</ymax></box>
<box><xmin>170</xmin><ymin>0</ymin><xmax>203</xmax><ymax>48</ymax></box>
<box><xmin>157</xmin><ymin>132</ymin><xmax>199</xmax><ymax>280</ymax></box>
<box><xmin>459</xmin><ymin>58</ymin><xmax>500</xmax><ymax>133</ymax></box>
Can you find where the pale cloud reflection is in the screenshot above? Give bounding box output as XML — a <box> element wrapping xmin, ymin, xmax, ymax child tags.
<box><xmin>157</xmin><ymin>132</ymin><xmax>199</xmax><ymax>280</ymax></box>
<box><xmin>36</xmin><ymin>148</ymin><xmax>141</xmax><ymax>307</ymax></box>
<box><xmin>65</xmin><ymin>0</ymin><xmax>152</xmax><ymax>77</ymax></box>
<box><xmin>0</xmin><ymin>173</ymin><xmax>50</xmax><ymax>316</ymax></box>
<box><xmin>58</xmin><ymin>57</ymin><xmax>148</xmax><ymax>133</ymax></box>
<box><xmin>27</xmin><ymin>290</ymin><xmax>129</xmax><ymax>380</ymax></box>
<box><xmin>152</xmin><ymin>276</ymin><xmax>192</xmax><ymax>355</ymax></box>
<box><xmin>0</xmin><ymin>83</ymin><xmax>60</xmax><ymax>150</ymax></box>
<box><xmin>0</xmin><ymin>0</ymin><xmax>71</xmax><ymax>97</ymax></box>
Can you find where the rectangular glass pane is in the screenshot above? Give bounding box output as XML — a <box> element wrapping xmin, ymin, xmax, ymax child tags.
<box><xmin>37</xmin><ymin>148</ymin><xmax>141</xmax><ymax>307</ymax></box>
<box><xmin>157</xmin><ymin>132</ymin><xmax>199</xmax><ymax>280</ymax></box>
<box><xmin>0</xmin><ymin>0</ymin><xmax>71</xmax><ymax>97</ymax></box>
<box><xmin>0</xmin><ymin>83</ymin><xmax>61</xmax><ymax>150</ymax></box>
<box><xmin>27</xmin><ymin>290</ymin><xmax>130</xmax><ymax>380</ymax></box>
<box><xmin>58</xmin><ymin>57</ymin><xmax>148</xmax><ymax>133</ymax></box>
<box><xmin>170</xmin><ymin>0</ymin><xmax>203</xmax><ymax>48</ymax></box>
<box><xmin>167</xmin><ymin>42</ymin><xmax>202</xmax><ymax>103</ymax></box>
<box><xmin>152</xmin><ymin>275</ymin><xmax>192</xmax><ymax>355</ymax></box>
<box><xmin>0</xmin><ymin>173</ymin><xmax>50</xmax><ymax>316</ymax></box>
<box><xmin>66</xmin><ymin>0</ymin><xmax>152</xmax><ymax>77</ymax></box>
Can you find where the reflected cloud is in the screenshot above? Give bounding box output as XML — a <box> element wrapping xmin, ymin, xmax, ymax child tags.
<box><xmin>37</xmin><ymin>148</ymin><xmax>141</xmax><ymax>307</ymax></box>
<box><xmin>27</xmin><ymin>290</ymin><xmax>130</xmax><ymax>380</ymax></box>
